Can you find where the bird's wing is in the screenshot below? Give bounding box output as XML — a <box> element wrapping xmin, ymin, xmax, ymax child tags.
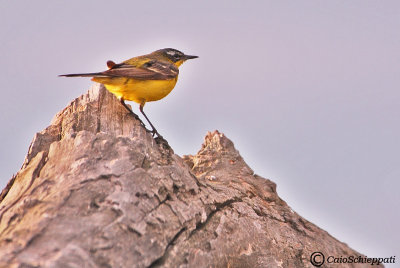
<box><xmin>100</xmin><ymin>60</ymin><xmax>179</xmax><ymax>80</ymax></box>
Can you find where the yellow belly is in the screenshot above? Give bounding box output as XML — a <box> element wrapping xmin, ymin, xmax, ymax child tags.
<box><xmin>92</xmin><ymin>77</ymin><xmax>178</xmax><ymax>104</ymax></box>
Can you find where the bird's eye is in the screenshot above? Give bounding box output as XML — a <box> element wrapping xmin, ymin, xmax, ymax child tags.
<box><xmin>173</xmin><ymin>54</ymin><xmax>180</xmax><ymax>59</ymax></box>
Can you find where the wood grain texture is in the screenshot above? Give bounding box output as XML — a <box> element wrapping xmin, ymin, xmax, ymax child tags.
<box><xmin>0</xmin><ymin>84</ymin><xmax>376</xmax><ymax>268</ymax></box>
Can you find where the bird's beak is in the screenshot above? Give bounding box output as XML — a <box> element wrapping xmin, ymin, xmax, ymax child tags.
<box><xmin>184</xmin><ymin>54</ymin><xmax>198</xmax><ymax>60</ymax></box>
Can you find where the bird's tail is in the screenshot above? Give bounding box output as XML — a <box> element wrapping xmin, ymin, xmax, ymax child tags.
<box><xmin>59</xmin><ymin>72</ymin><xmax>103</xmax><ymax>78</ymax></box>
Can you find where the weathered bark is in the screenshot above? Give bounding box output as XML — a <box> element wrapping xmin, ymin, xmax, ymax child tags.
<box><xmin>0</xmin><ymin>84</ymin><xmax>376</xmax><ymax>267</ymax></box>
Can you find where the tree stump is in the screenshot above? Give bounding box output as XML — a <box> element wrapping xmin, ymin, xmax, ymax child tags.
<box><xmin>0</xmin><ymin>84</ymin><xmax>376</xmax><ymax>267</ymax></box>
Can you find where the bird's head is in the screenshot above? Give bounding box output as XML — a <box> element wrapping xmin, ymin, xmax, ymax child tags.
<box><xmin>152</xmin><ymin>48</ymin><xmax>198</xmax><ymax>67</ymax></box>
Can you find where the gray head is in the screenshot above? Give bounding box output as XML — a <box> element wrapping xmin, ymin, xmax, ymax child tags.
<box><xmin>154</xmin><ymin>48</ymin><xmax>198</xmax><ymax>63</ymax></box>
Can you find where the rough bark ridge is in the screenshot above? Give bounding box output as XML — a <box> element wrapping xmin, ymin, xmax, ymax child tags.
<box><xmin>0</xmin><ymin>84</ymin><xmax>371</xmax><ymax>267</ymax></box>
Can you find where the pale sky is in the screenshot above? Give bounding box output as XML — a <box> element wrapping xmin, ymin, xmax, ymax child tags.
<box><xmin>1</xmin><ymin>1</ymin><xmax>399</xmax><ymax>264</ymax></box>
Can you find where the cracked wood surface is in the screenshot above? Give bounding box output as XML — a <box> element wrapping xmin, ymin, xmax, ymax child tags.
<box><xmin>0</xmin><ymin>84</ymin><xmax>373</xmax><ymax>267</ymax></box>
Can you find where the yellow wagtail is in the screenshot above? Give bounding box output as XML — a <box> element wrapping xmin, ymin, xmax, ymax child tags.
<box><xmin>60</xmin><ymin>48</ymin><xmax>198</xmax><ymax>137</ymax></box>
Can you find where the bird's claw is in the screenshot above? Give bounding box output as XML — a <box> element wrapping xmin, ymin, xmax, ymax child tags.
<box><xmin>152</xmin><ymin>130</ymin><xmax>162</xmax><ymax>139</ymax></box>
<box><xmin>143</xmin><ymin>127</ymin><xmax>161</xmax><ymax>138</ymax></box>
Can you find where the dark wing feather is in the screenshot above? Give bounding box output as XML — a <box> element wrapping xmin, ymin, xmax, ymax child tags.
<box><xmin>100</xmin><ymin>61</ymin><xmax>178</xmax><ymax>80</ymax></box>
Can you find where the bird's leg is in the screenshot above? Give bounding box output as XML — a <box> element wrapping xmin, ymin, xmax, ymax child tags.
<box><xmin>139</xmin><ymin>101</ymin><xmax>162</xmax><ymax>138</ymax></box>
<box><xmin>119</xmin><ymin>98</ymin><xmax>146</xmax><ymax>128</ymax></box>
<box><xmin>119</xmin><ymin>97</ymin><xmax>134</xmax><ymax>114</ymax></box>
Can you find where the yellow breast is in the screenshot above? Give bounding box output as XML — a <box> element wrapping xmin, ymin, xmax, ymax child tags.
<box><xmin>92</xmin><ymin>76</ymin><xmax>178</xmax><ymax>104</ymax></box>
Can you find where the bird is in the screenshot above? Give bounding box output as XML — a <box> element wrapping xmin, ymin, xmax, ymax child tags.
<box><xmin>59</xmin><ymin>48</ymin><xmax>198</xmax><ymax>137</ymax></box>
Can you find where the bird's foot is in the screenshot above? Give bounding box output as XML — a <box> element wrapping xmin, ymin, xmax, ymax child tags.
<box><xmin>151</xmin><ymin>129</ymin><xmax>163</xmax><ymax>139</ymax></box>
<box><xmin>142</xmin><ymin>127</ymin><xmax>162</xmax><ymax>138</ymax></box>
